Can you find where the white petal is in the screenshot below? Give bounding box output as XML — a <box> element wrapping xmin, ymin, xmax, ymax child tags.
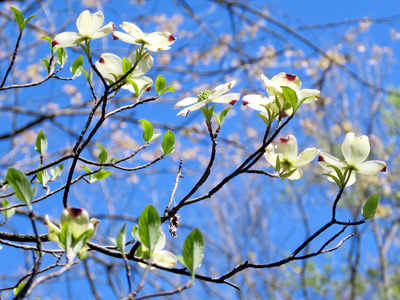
<box><xmin>264</xmin><ymin>144</ymin><xmax>276</xmax><ymax>167</ymax></box>
<box><xmin>90</xmin><ymin>22</ymin><xmax>116</xmax><ymax>40</ymax></box>
<box><xmin>112</xmin><ymin>31</ymin><xmax>138</xmax><ymax>44</ymax></box>
<box><xmin>357</xmin><ymin>160</ymin><xmax>386</xmax><ymax>175</ymax></box>
<box><xmin>146</xmin><ymin>32</ymin><xmax>176</xmax><ymax>49</ymax></box>
<box><xmin>261</xmin><ymin>73</ymin><xmax>281</xmax><ymax>95</ymax></box>
<box><xmin>153</xmin><ymin>250</ymin><xmax>177</xmax><ymax>268</ymax></box>
<box><xmin>243</xmin><ymin>94</ymin><xmax>271</xmax><ymax>111</ymax></box>
<box><xmin>53</xmin><ymin>32</ymin><xmax>85</xmax><ymax>47</ymax></box>
<box><xmin>209</xmin><ymin>81</ymin><xmax>235</xmax><ymax>98</ymax></box>
<box><xmin>297</xmin><ymin>89</ymin><xmax>320</xmax><ymax>103</ymax></box>
<box><xmin>275</xmin><ymin>135</ymin><xmax>298</xmax><ymax>160</ymax></box>
<box><xmin>173</xmin><ymin>97</ymin><xmax>198</xmax><ymax>108</ymax></box>
<box><xmin>292</xmin><ymin>148</ymin><xmax>319</xmax><ymax>168</ymax></box>
<box><xmin>154</xmin><ymin>232</ymin><xmax>166</xmax><ymax>251</ymax></box>
<box><xmin>176</xmin><ymin>100</ymin><xmax>209</xmax><ymax>116</ymax></box>
<box><xmin>128</xmin><ymin>53</ymin><xmax>153</xmax><ymax>76</ymax></box>
<box><xmin>341</xmin><ymin>132</ymin><xmax>370</xmax><ymax>165</ymax></box>
<box><xmin>95</xmin><ymin>53</ymin><xmax>123</xmax><ymax>81</ymax></box>
<box><xmin>318</xmin><ymin>152</ymin><xmax>347</xmax><ymax>170</ymax></box>
<box><xmin>345</xmin><ymin>171</ymin><xmax>357</xmax><ymax>187</ymax></box>
<box><xmin>211</xmin><ymin>93</ymin><xmax>240</xmax><ymax>105</ymax></box>
<box><xmin>270</xmin><ymin>72</ymin><xmax>301</xmax><ymax>92</ymax></box>
<box><xmin>76</xmin><ymin>10</ymin><xmax>104</xmax><ymax>37</ymax></box>
<box><xmin>120</xmin><ymin>22</ymin><xmax>146</xmax><ymax>41</ymax></box>
<box><xmin>288</xmin><ymin>168</ymin><xmax>303</xmax><ymax>180</ymax></box>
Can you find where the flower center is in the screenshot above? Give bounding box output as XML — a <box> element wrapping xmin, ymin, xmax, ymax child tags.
<box><xmin>198</xmin><ymin>90</ymin><xmax>211</xmax><ymax>102</ymax></box>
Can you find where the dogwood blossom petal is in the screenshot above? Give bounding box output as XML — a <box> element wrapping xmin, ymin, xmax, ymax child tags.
<box><xmin>60</xmin><ymin>207</ymin><xmax>90</xmax><ymax>239</ymax></box>
<box><xmin>292</xmin><ymin>148</ymin><xmax>319</xmax><ymax>168</ymax></box>
<box><xmin>211</xmin><ymin>93</ymin><xmax>240</xmax><ymax>104</ymax></box>
<box><xmin>242</xmin><ymin>94</ymin><xmax>271</xmax><ymax>111</ymax></box>
<box><xmin>96</xmin><ymin>53</ymin><xmax>123</xmax><ymax>80</ymax></box>
<box><xmin>318</xmin><ymin>152</ymin><xmax>348</xmax><ymax>170</ymax></box>
<box><xmin>297</xmin><ymin>89</ymin><xmax>320</xmax><ymax>103</ymax></box>
<box><xmin>264</xmin><ymin>144</ymin><xmax>276</xmax><ymax>167</ymax></box>
<box><xmin>357</xmin><ymin>161</ymin><xmax>387</xmax><ymax>175</ymax></box>
<box><xmin>114</xmin><ymin>22</ymin><xmax>176</xmax><ymax>52</ymax></box>
<box><xmin>152</xmin><ymin>250</ymin><xmax>177</xmax><ymax>268</ymax></box>
<box><xmin>174</xmin><ymin>97</ymin><xmax>198</xmax><ymax>108</ymax></box>
<box><xmin>210</xmin><ymin>81</ymin><xmax>236</xmax><ymax>98</ymax></box>
<box><xmin>275</xmin><ymin>135</ymin><xmax>298</xmax><ymax>160</ymax></box>
<box><xmin>176</xmin><ymin>100</ymin><xmax>210</xmax><ymax>116</ymax></box>
<box><xmin>53</xmin><ymin>10</ymin><xmax>114</xmax><ymax>48</ymax></box>
<box><xmin>341</xmin><ymin>132</ymin><xmax>370</xmax><ymax>165</ymax></box>
<box><xmin>76</xmin><ymin>10</ymin><xmax>104</xmax><ymax>36</ymax></box>
<box><xmin>128</xmin><ymin>52</ymin><xmax>153</xmax><ymax>76</ymax></box>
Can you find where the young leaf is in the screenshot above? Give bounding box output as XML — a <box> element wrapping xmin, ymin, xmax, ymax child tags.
<box><xmin>161</xmin><ymin>130</ymin><xmax>175</xmax><ymax>155</ymax></box>
<box><xmin>41</xmin><ymin>59</ymin><xmax>50</xmax><ymax>74</ymax></box>
<box><xmin>57</xmin><ymin>47</ymin><xmax>67</xmax><ymax>66</ymax></box>
<box><xmin>139</xmin><ymin>120</ymin><xmax>154</xmax><ymax>143</ymax></box>
<box><xmin>255</xmin><ymin>113</ymin><xmax>271</xmax><ymax>126</ymax></box>
<box><xmin>200</xmin><ymin>105</ymin><xmax>215</xmax><ymax>124</ymax></box>
<box><xmin>281</xmin><ymin>86</ymin><xmax>298</xmax><ymax>111</ymax></box>
<box><xmin>218</xmin><ymin>106</ymin><xmax>233</xmax><ymax>125</ymax></box>
<box><xmin>155</xmin><ymin>75</ymin><xmax>166</xmax><ymax>96</ymax></box>
<box><xmin>116</xmin><ymin>223</ymin><xmax>127</xmax><ymax>258</ymax></box>
<box><xmin>127</xmin><ymin>79</ymin><xmax>140</xmax><ymax>97</ymax></box>
<box><xmin>2</xmin><ymin>198</ymin><xmax>15</xmax><ymax>220</ymax></box>
<box><xmin>14</xmin><ymin>283</ymin><xmax>26</xmax><ymax>296</ymax></box>
<box><xmin>92</xmin><ymin>170</ymin><xmax>112</xmax><ymax>182</ymax></box>
<box><xmin>274</xmin><ymin>156</ymin><xmax>281</xmax><ymax>173</ymax></box>
<box><xmin>280</xmin><ymin>168</ymin><xmax>297</xmax><ymax>181</ymax></box>
<box><xmin>138</xmin><ymin>205</ymin><xmax>161</xmax><ymax>255</ymax></box>
<box><xmin>10</xmin><ymin>7</ymin><xmax>24</xmax><ymax>32</ymax></box>
<box><xmin>71</xmin><ymin>55</ymin><xmax>83</xmax><ymax>77</ymax></box>
<box><xmin>80</xmin><ymin>166</ymin><xmax>92</xmax><ymax>174</ymax></box>
<box><xmin>51</xmin><ymin>163</ymin><xmax>64</xmax><ymax>180</ymax></box>
<box><xmin>36</xmin><ymin>165</ymin><xmax>50</xmax><ymax>186</ymax></box>
<box><xmin>182</xmin><ymin>228</ymin><xmax>204</xmax><ymax>278</ymax></box>
<box><xmin>6</xmin><ymin>168</ymin><xmax>36</xmax><ymax>210</ymax></box>
<box><xmin>97</xmin><ymin>145</ymin><xmax>108</xmax><ymax>164</ymax></box>
<box><xmin>122</xmin><ymin>57</ymin><xmax>133</xmax><ymax>75</ymax></box>
<box><xmin>35</xmin><ymin>130</ymin><xmax>48</xmax><ymax>156</ymax></box>
<box><xmin>362</xmin><ymin>194</ymin><xmax>379</xmax><ymax>220</ymax></box>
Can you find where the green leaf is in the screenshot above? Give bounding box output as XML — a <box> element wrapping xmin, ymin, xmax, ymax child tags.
<box><xmin>326</xmin><ymin>164</ymin><xmax>344</xmax><ymax>188</ymax></box>
<box><xmin>155</xmin><ymin>75</ymin><xmax>166</xmax><ymax>96</ymax></box>
<box><xmin>182</xmin><ymin>228</ymin><xmax>204</xmax><ymax>278</ymax></box>
<box><xmin>323</xmin><ymin>173</ymin><xmax>342</xmax><ymax>188</ymax></box>
<box><xmin>80</xmin><ymin>166</ymin><xmax>92</xmax><ymax>174</ymax></box>
<box><xmin>127</xmin><ymin>79</ymin><xmax>140</xmax><ymax>96</ymax></box>
<box><xmin>116</xmin><ymin>223</ymin><xmax>127</xmax><ymax>258</ymax></box>
<box><xmin>92</xmin><ymin>170</ymin><xmax>112</xmax><ymax>182</ymax></box>
<box><xmin>71</xmin><ymin>55</ymin><xmax>83</xmax><ymax>77</ymax></box>
<box><xmin>10</xmin><ymin>7</ymin><xmax>24</xmax><ymax>32</ymax></box>
<box><xmin>281</xmin><ymin>86</ymin><xmax>298</xmax><ymax>111</ymax></box>
<box><xmin>24</xmin><ymin>15</ymin><xmax>36</xmax><ymax>28</ymax></box>
<box><xmin>36</xmin><ymin>164</ymin><xmax>50</xmax><ymax>186</ymax></box>
<box><xmin>138</xmin><ymin>205</ymin><xmax>161</xmax><ymax>255</ymax></box>
<box><xmin>122</xmin><ymin>57</ymin><xmax>132</xmax><ymax>74</ymax></box>
<box><xmin>57</xmin><ymin>47</ymin><xmax>67</xmax><ymax>66</ymax></box>
<box><xmin>14</xmin><ymin>283</ymin><xmax>26</xmax><ymax>296</ymax></box>
<box><xmin>42</xmin><ymin>36</ymin><xmax>52</xmax><ymax>47</ymax></box>
<box><xmin>274</xmin><ymin>156</ymin><xmax>281</xmax><ymax>173</ymax></box>
<box><xmin>161</xmin><ymin>130</ymin><xmax>175</xmax><ymax>155</ymax></box>
<box><xmin>218</xmin><ymin>106</ymin><xmax>232</xmax><ymax>125</ymax></box>
<box><xmin>280</xmin><ymin>168</ymin><xmax>297</xmax><ymax>181</ymax></box>
<box><xmin>51</xmin><ymin>163</ymin><xmax>63</xmax><ymax>180</ymax></box>
<box><xmin>362</xmin><ymin>194</ymin><xmax>379</xmax><ymax>220</ymax></box>
<box><xmin>97</xmin><ymin>145</ymin><xmax>108</xmax><ymax>164</ymax></box>
<box><xmin>139</xmin><ymin>120</ymin><xmax>154</xmax><ymax>143</ymax></box>
<box><xmin>255</xmin><ymin>112</ymin><xmax>271</xmax><ymax>126</ymax></box>
<box><xmin>200</xmin><ymin>105</ymin><xmax>215</xmax><ymax>124</ymax></box>
<box><xmin>35</xmin><ymin>130</ymin><xmax>47</xmax><ymax>156</ymax></box>
<box><xmin>165</xmin><ymin>86</ymin><xmax>175</xmax><ymax>93</ymax></box>
<box><xmin>41</xmin><ymin>59</ymin><xmax>50</xmax><ymax>74</ymax></box>
<box><xmin>6</xmin><ymin>168</ymin><xmax>36</xmax><ymax>211</ymax></box>
<box><xmin>2</xmin><ymin>198</ymin><xmax>15</xmax><ymax>220</ymax></box>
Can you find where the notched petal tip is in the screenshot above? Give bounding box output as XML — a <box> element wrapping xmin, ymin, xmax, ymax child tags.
<box><xmin>279</xmin><ymin>136</ymin><xmax>290</xmax><ymax>144</ymax></box>
<box><xmin>285</xmin><ymin>73</ymin><xmax>297</xmax><ymax>81</ymax></box>
<box><xmin>168</xmin><ymin>34</ymin><xmax>176</xmax><ymax>42</ymax></box>
<box><xmin>99</xmin><ymin>57</ymin><xmax>105</xmax><ymax>64</ymax></box>
<box><xmin>318</xmin><ymin>155</ymin><xmax>325</xmax><ymax>162</ymax></box>
<box><xmin>68</xmin><ymin>207</ymin><xmax>83</xmax><ymax>218</ymax></box>
<box><xmin>229</xmin><ymin>99</ymin><xmax>237</xmax><ymax>105</ymax></box>
<box><xmin>112</xmin><ymin>32</ymin><xmax>120</xmax><ymax>40</ymax></box>
<box><xmin>111</xmin><ymin>23</ymin><xmax>117</xmax><ymax>31</ymax></box>
<box><xmin>52</xmin><ymin>40</ymin><xmax>59</xmax><ymax>47</ymax></box>
<box><xmin>381</xmin><ymin>165</ymin><xmax>387</xmax><ymax>172</ymax></box>
<box><xmin>144</xmin><ymin>85</ymin><xmax>151</xmax><ymax>92</ymax></box>
<box><xmin>177</xmin><ymin>110</ymin><xmax>190</xmax><ymax>117</ymax></box>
